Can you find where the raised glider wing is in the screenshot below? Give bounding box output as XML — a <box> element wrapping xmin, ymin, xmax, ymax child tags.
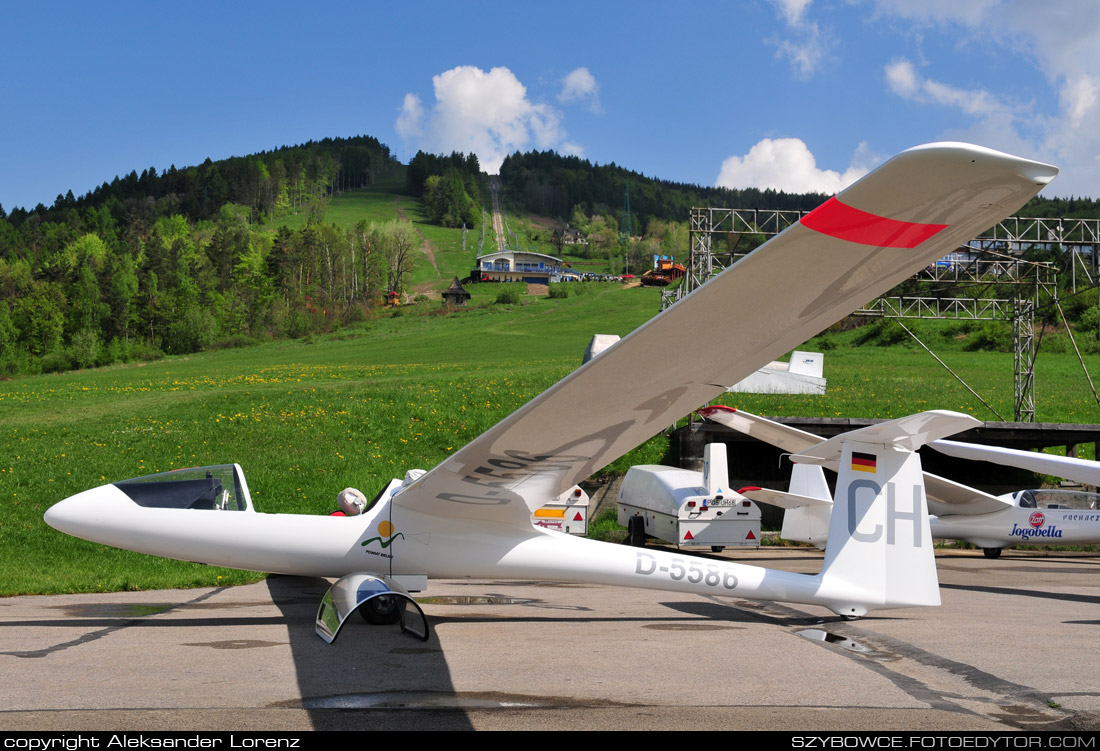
<box><xmin>45</xmin><ymin>143</ymin><xmax>1057</xmax><ymax>638</ymax></box>
<box><xmin>700</xmin><ymin>406</ymin><xmax>1100</xmax><ymax>559</ymax></box>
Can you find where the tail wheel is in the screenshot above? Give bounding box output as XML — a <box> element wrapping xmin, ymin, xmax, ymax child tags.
<box><xmin>359</xmin><ymin>595</ymin><xmax>403</xmax><ymax>625</ymax></box>
<box><xmin>982</xmin><ymin>547</ymin><xmax>1002</xmax><ymax>559</ymax></box>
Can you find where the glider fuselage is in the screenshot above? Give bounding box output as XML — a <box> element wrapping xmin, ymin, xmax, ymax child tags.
<box><xmin>45</xmin><ymin>470</ymin><xmax>912</xmax><ymax>617</ymax></box>
<box><xmin>930</xmin><ymin>493</ymin><xmax>1100</xmax><ymax>550</ymax></box>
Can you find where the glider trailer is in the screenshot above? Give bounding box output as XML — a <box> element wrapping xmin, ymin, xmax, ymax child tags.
<box><xmin>617</xmin><ymin>442</ymin><xmax>762</xmax><ymax>552</ymax></box>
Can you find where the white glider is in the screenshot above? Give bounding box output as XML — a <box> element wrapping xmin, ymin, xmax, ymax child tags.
<box><xmin>45</xmin><ymin>143</ymin><xmax>1057</xmax><ymax>639</ymax></box>
<box><xmin>699</xmin><ymin>406</ymin><xmax>1100</xmax><ymax>559</ymax></box>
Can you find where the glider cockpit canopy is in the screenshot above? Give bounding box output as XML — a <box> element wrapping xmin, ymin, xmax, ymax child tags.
<box><xmin>112</xmin><ymin>464</ymin><xmax>254</xmax><ymax>512</ymax></box>
<box><xmin>1013</xmin><ymin>489</ymin><xmax>1100</xmax><ymax>510</ymax></box>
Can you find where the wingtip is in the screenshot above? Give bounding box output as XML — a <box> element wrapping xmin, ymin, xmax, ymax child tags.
<box><xmin>900</xmin><ymin>141</ymin><xmax>1058</xmax><ymax>186</ymax></box>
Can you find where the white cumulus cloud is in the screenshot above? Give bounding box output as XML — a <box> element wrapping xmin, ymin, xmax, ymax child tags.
<box><xmin>885</xmin><ymin>59</ymin><xmax>1018</xmax><ymax>118</ymax></box>
<box><xmin>558</xmin><ymin>67</ymin><xmax>601</xmax><ymax>112</ymax></box>
<box><xmin>774</xmin><ymin>0</ymin><xmax>813</xmax><ymax>25</ymax></box>
<box><xmin>715</xmin><ymin>138</ymin><xmax>870</xmax><ymax>194</ymax></box>
<box><xmin>395</xmin><ymin>93</ymin><xmax>424</xmax><ymax>139</ymax></box>
<box><xmin>872</xmin><ymin>0</ymin><xmax>1100</xmax><ymax>196</ymax></box>
<box><xmin>768</xmin><ymin>0</ymin><xmax>831</xmax><ymax>79</ymax></box>
<box><xmin>560</xmin><ymin>141</ymin><xmax>586</xmax><ymax>157</ymax></box>
<box><xmin>395</xmin><ymin>65</ymin><xmax>576</xmax><ymax>174</ymax></box>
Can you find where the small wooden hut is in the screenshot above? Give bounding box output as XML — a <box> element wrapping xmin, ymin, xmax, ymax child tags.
<box><xmin>442</xmin><ymin>277</ymin><xmax>471</xmax><ymax>307</ymax></box>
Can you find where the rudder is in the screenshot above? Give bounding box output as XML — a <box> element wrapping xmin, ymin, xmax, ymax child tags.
<box><xmin>816</xmin><ymin>439</ymin><xmax>939</xmax><ymax>615</ymax></box>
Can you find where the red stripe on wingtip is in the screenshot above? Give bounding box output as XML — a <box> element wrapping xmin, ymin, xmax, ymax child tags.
<box><xmin>697</xmin><ymin>405</ymin><xmax>736</xmax><ymax>416</ymax></box>
<box><xmin>802</xmin><ymin>197</ymin><xmax>948</xmax><ymax>249</ymax></box>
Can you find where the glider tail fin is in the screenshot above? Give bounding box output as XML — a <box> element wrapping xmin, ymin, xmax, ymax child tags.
<box><xmin>702</xmin><ymin>442</ymin><xmax>730</xmax><ymax>496</ymax></box>
<box><xmin>796</xmin><ymin>411</ymin><xmax>978</xmax><ymax>615</ymax></box>
<box><xmin>781</xmin><ymin>463</ymin><xmax>832</xmax><ymax>549</ymax></box>
<box><xmin>817</xmin><ymin>440</ymin><xmax>939</xmax><ymax>614</ymax></box>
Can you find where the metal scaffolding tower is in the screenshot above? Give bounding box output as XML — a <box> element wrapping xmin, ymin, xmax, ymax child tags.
<box><xmin>673</xmin><ymin>208</ymin><xmax>1100</xmax><ymax>422</ymax></box>
<box><xmin>1013</xmin><ymin>297</ymin><xmax>1037</xmax><ymax>422</ymax></box>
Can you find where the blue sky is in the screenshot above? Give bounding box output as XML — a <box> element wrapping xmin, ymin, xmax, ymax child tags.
<box><xmin>2</xmin><ymin>0</ymin><xmax>1097</xmax><ymax>212</ymax></box>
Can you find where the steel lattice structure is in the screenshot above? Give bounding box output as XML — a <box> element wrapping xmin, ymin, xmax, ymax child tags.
<box><xmin>673</xmin><ymin>209</ymin><xmax>1100</xmax><ymax>421</ymax></box>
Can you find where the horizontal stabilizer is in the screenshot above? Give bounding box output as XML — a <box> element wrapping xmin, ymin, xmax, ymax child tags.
<box><xmin>696</xmin><ymin>406</ymin><xmax>819</xmax><ymax>454</ymax></box>
<box><xmin>726</xmin><ymin>351</ymin><xmax>826</xmax><ymax>395</ymax></box>
<box><xmin>700</xmin><ymin>407</ymin><xmax>1007</xmax><ymax>514</ymax></box>
<box><xmin>792</xmin><ymin>411</ymin><xmax>980</xmax><ymax>465</ymax></box>
<box><xmin>740</xmin><ymin>487</ymin><xmax>832</xmax><ymax>510</ymax></box>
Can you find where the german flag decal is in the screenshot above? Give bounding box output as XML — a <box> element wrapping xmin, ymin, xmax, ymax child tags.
<box><xmin>851</xmin><ymin>452</ymin><xmax>877</xmax><ymax>473</ymax></box>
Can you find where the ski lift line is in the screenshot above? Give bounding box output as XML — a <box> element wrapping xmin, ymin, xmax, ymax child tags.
<box><xmin>893</xmin><ymin>318</ymin><xmax>1006</xmax><ymax>421</ymax></box>
<box><xmin>1016</xmin><ymin>285</ymin><xmax>1100</xmax><ymax>321</ymax></box>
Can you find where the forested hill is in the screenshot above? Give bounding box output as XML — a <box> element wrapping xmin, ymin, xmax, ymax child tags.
<box><xmin>0</xmin><ymin>135</ymin><xmax>407</xmax><ymax>378</ymax></box>
<box><xmin>498</xmin><ymin>150</ymin><xmax>1100</xmax><ymax>231</ymax></box>
<box><xmin>1</xmin><ymin>133</ymin><xmax>1097</xmax><ymax>382</ymax></box>
<box><xmin>1</xmin><ymin>135</ymin><xmax>401</xmax><ymax>227</ymax></box>
<box><xmin>499</xmin><ymin>151</ymin><xmax>828</xmax><ymax>231</ymax></box>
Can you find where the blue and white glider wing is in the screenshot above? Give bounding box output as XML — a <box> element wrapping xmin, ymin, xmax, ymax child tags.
<box><xmin>395</xmin><ymin>143</ymin><xmax>1056</xmax><ymax>528</ymax></box>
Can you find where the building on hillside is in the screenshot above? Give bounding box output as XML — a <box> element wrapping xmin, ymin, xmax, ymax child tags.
<box><xmin>442</xmin><ymin>277</ymin><xmax>471</xmax><ymax>306</ymax></box>
<box><xmin>552</xmin><ymin>226</ymin><xmax>586</xmax><ymax>248</ymax></box>
<box><xmin>473</xmin><ymin>250</ymin><xmax>564</xmax><ymax>284</ymax></box>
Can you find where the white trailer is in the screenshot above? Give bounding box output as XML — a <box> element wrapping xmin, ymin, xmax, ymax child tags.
<box><xmin>533</xmin><ymin>485</ymin><xmax>591</xmax><ymax>535</ymax></box>
<box><xmin>617</xmin><ymin>443</ymin><xmax>761</xmax><ymax>552</ymax></box>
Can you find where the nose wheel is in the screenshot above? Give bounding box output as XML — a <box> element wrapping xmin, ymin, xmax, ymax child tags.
<box><xmin>316</xmin><ymin>574</ymin><xmax>429</xmax><ymax>642</ymax></box>
<box><xmin>359</xmin><ymin>594</ymin><xmax>402</xmax><ymax>625</ymax></box>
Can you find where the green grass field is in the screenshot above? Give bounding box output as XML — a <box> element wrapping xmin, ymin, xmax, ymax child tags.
<box><xmin>5</xmin><ymin>282</ymin><xmax>1100</xmax><ymax>596</ymax></box>
<box><xmin>0</xmin><ymin>285</ymin><xmax>658</xmax><ymax>594</ymax></box>
<box><xmin>273</xmin><ymin>177</ymin><xmax>409</xmax><ymax>232</ymax></box>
